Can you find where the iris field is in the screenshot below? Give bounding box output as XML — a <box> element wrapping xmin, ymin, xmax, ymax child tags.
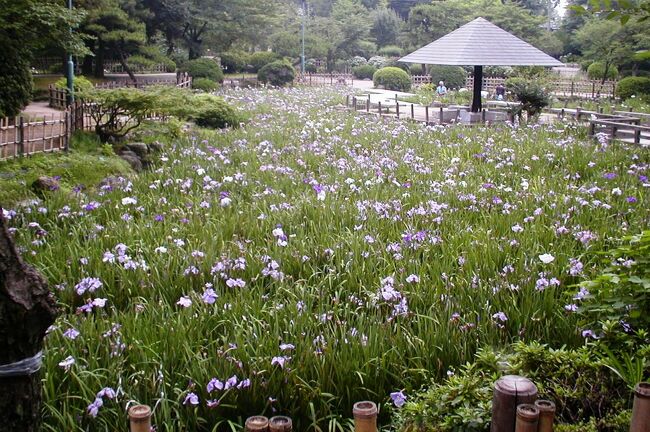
<box><xmin>4</xmin><ymin>87</ymin><xmax>649</xmax><ymax>431</ymax></box>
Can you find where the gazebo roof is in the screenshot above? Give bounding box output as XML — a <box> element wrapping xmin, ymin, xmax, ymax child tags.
<box><xmin>399</xmin><ymin>17</ymin><xmax>562</xmax><ymax>67</ymax></box>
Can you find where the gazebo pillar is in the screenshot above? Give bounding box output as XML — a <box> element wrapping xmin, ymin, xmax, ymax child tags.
<box><xmin>471</xmin><ymin>65</ymin><xmax>483</xmax><ymax>113</ymax></box>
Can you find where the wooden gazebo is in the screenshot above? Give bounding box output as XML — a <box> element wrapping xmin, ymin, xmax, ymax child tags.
<box><xmin>400</xmin><ymin>17</ymin><xmax>562</xmax><ymax>114</ymax></box>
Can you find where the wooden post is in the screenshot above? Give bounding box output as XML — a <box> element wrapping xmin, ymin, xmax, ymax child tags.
<box><xmin>0</xmin><ymin>214</ymin><xmax>58</xmax><ymax>432</ymax></box>
<box><xmin>490</xmin><ymin>375</ymin><xmax>537</xmax><ymax>432</ymax></box>
<box><xmin>366</xmin><ymin>98</ymin><xmax>370</xmax><ymax>112</ymax></box>
<box><xmin>353</xmin><ymin>97</ymin><xmax>357</xmax><ymax>111</ymax></box>
<box><xmin>346</xmin><ymin>95</ymin><xmax>350</xmax><ymax>107</ymax></box>
<box><xmin>128</xmin><ymin>405</ymin><xmax>152</xmax><ymax>432</ymax></box>
<box><xmin>570</xmin><ymin>81</ymin><xmax>574</xmax><ymax>98</ymax></box>
<box><xmin>64</xmin><ymin>110</ymin><xmax>70</xmax><ymax>152</ymax></box>
<box><xmin>330</xmin><ymin>73</ymin><xmax>333</xmax><ymax>85</ymax></box>
<box><xmin>576</xmin><ymin>107</ymin><xmax>582</xmax><ymax>120</ymax></box>
<box><xmin>18</xmin><ymin>116</ymin><xmax>24</xmax><ymax>157</ymax></box>
<box><xmin>514</xmin><ymin>404</ymin><xmax>539</xmax><ymax>432</ymax></box>
<box><xmin>634</xmin><ymin>128</ymin><xmax>641</xmax><ymax>145</ymax></box>
<box><xmin>378</xmin><ymin>101</ymin><xmax>382</xmax><ymax>115</ymax></box>
<box><xmin>439</xmin><ymin>107</ymin><xmax>443</xmax><ymax>123</ymax></box>
<box><xmin>591</xmin><ymin>82</ymin><xmax>595</xmax><ymax>98</ymax></box>
<box><xmin>410</xmin><ymin>104</ymin><xmax>414</xmax><ymax>119</ymax></box>
<box><xmin>396</xmin><ymin>102</ymin><xmax>400</xmax><ymax>118</ymax></box>
<box><xmin>425</xmin><ymin>106</ymin><xmax>429</xmax><ymax>124</ymax></box>
<box><xmin>534</xmin><ymin>400</ymin><xmax>555</xmax><ymax>432</ymax></box>
<box><xmin>588</xmin><ymin>122</ymin><xmax>595</xmax><ymax>137</ymax></box>
<box><xmin>353</xmin><ymin>401</ymin><xmax>377</xmax><ymax>432</ymax></box>
<box><xmin>612</xmin><ymin>125</ymin><xmax>618</xmax><ymax>140</ymax></box>
<box><xmin>245</xmin><ymin>416</ymin><xmax>269</xmax><ymax>432</ymax></box>
<box><xmin>630</xmin><ymin>382</ymin><xmax>650</xmax><ymax>432</ymax></box>
<box><xmin>269</xmin><ymin>416</ymin><xmax>292</xmax><ymax>432</ymax></box>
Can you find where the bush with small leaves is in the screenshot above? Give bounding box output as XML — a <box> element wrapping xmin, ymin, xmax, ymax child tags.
<box><xmin>248</xmin><ymin>52</ymin><xmax>281</xmax><ymax>73</ymax></box>
<box><xmin>352</xmin><ymin>64</ymin><xmax>377</xmax><ymax>80</ymax></box>
<box><xmin>378</xmin><ymin>45</ymin><xmax>402</xmax><ymax>57</ymax></box>
<box><xmin>0</xmin><ymin>50</ymin><xmax>32</xmax><ymax>117</ymax></box>
<box><xmin>180</xmin><ymin>58</ymin><xmax>224</xmax><ymax>83</ymax></box>
<box><xmin>55</xmin><ymin>75</ymin><xmax>94</xmax><ymax>94</ymax></box>
<box><xmin>616</xmin><ymin>76</ymin><xmax>650</xmax><ymax>100</ymax></box>
<box><xmin>368</xmin><ymin>55</ymin><xmax>389</xmax><ymax>68</ymax></box>
<box><xmin>305</xmin><ymin>59</ymin><xmax>318</xmax><ymax>73</ymax></box>
<box><xmin>191</xmin><ymin>78</ymin><xmax>218</xmax><ymax>92</ymax></box>
<box><xmin>373</xmin><ymin>67</ymin><xmax>411</xmax><ymax>92</ymax></box>
<box><xmin>430</xmin><ymin>65</ymin><xmax>467</xmax><ymax>90</ymax></box>
<box><xmin>191</xmin><ymin>95</ymin><xmax>243</xmax><ymax>129</ymax></box>
<box><xmin>348</xmin><ymin>56</ymin><xmax>368</xmax><ymax>68</ymax></box>
<box><xmin>219</xmin><ymin>51</ymin><xmax>250</xmax><ymax>73</ymax></box>
<box><xmin>587</xmin><ymin>62</ymin><xmax>619</xmax><ymax>80</ymax></box>
<box><xmin>258</xmin><ymin>60</ymin><xmax>296</xmax><ymax>87</ymax></box>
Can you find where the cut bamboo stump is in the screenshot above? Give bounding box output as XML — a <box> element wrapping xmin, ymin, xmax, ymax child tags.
<box><xmin>630</xmin><ymin>382</ymin><xmax>650</xmax><ymax>432</ymax></box>
<box><xmin>245</xmin><ymin>416</ymin><xmax>269</xmax><ymax>432</ymax></box>
<box><xmin>490</xmin><ymin>375</ymin><xmax>538</xmax><ymax>432</ymax></box>
<box><xmin>514</xmin><ymin>404</ymin><xmax>539</xmax><ymax>432</ymax></box>
<box><xmin>269</xmin><ymin>416</ymin><xmax>292</xmax><ymax>432</ymax></box>
<box><xmin>128</xmin><ymin>405</ymin><xmax>152</xmax><ymax>432</ymax></box>
<box><xmin>535</xmin><ymin>400</ymin><xmax>555</xmax><ymax>432</ymax></box>
<box><xmin>353</xmin><ymin>401</ymin><xmax>378</xmax><ymax>432</ymax></box>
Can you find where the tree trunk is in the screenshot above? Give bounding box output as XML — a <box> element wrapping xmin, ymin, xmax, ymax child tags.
<box><xmin>94</xmin><ymin>40</ymin><xmax>105</xmax><ymax>78</ymax></box>
<box><xmin>118</xmin><ymin>50</ymin><xmax>138</xmax><ymax>85</ymax></box>
<box><xmin>82</xmin><ymin>55</ymin><xmax>94</xmax><ymax>76</ymax></box>
<box><xmin>0</xmin><ymin>214</ymin><xmax>58</xmax><ymax>432</ymax></box>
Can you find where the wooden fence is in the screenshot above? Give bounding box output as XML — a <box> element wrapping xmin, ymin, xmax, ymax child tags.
<box><xmin>410</xmin><ymin>75</ymin><xmax>617</xmax><ymax>98</ymax></box>
<box><xmin>0</xmin><ymin>105</ymin><xmax>87</xmax><ymax>160</ymax></box>
<box><xmin>49</xmin><ymin>73</ymin><xmax>192</xmax><ymax>109</ymax></box>
<box><xmin>298</xmin><ymin>73</ymin><xmax>354</xmax><ymax>86</ymax></box>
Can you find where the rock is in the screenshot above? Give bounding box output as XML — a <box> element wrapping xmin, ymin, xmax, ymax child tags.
<box><xmin>118</xmin><ymin>150</ymin><xmax>143</xmax><ymax>172</ymax></box>
<box><xmin>124</xmin><ymin>142</ymin><xmax>149</xmax><ymax>158</ymax></box>
<box><xmin>31</xmin><ymin>176</ymin><xmax>60</xmax><ymax>195</ymax></box>
<box><xmin>148</xmin><ymin>141</ymin><xmax>164</xmax><ymax>152</ymax></box>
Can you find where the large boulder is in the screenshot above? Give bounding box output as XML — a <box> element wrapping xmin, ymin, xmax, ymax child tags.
<box><xmin>124</xmin><ymin>142</ymin><xmax>149</xmax><ymax>158</ymax></box>
<box><xmin>118</xmin><ymin>150</ymin><xmax>143</xmax><ymax>172</ymax></box>
<box><xmin>31</xmin><ymin>176</ymin><xmax>60</xmax><ymax>196</ymax></box>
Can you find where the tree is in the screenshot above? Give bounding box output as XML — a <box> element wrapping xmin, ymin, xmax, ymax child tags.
<box><xmin>371</xmin><ymin>8</ymin><xmax>402</xmax><ymax>47</ymax></box>
<box><xmin>0</xmin><ymin>0</ymin><xmax>85</xmax><ymax>116</ymax></box>
<box><xmin>575</xmin><ymin>18</ymin><xmax>632</xmax><ymax>86</ymax></box>
<box><xmin>0</xmin><ymin>213</ymin><xmax>58</xmax><ymax>431</ymax></box>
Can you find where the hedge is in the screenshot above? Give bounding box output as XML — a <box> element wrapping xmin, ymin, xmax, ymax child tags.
<box><xmin>373</xmin><ymin>67</ymin><xmax>411</xmax><ymax>92</ymax></box>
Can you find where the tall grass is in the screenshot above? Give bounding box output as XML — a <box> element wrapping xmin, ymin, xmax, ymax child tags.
<box><xmin>3</xmin><ymin>86</ymin><xmax>648</xmax><ymax>431</ymax></box>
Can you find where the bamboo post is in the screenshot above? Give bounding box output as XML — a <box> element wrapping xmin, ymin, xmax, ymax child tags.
<box><xmin>634</xmin><ymin>128</ymin><xmax>641</xmax><ymax>145</ymax></box>
<box><xmin>18</xmin><ymin>116</ymin><xmax>24</xmax><ymax>157</ymax></box>
<box><xmin>425</xmin><ymin>105</ymin><xmax>429</xmax><ymax>123</ymax></box>
<box><xmin>490</xmin><ymin>375</ymin><xmax>538</xmax><ymax>432</ymax></box>
<box><xmin>269</xmin><ymin>416</ymin><xmax>292</xmax><ymax>432</ymax></box>
<box><xmin>64</xmin><ymin>111</ymin><xmax>70</xmax><ymax>152</ymax></box>
<box><xmin>366</xmin><ymin>98</ymin><xmax>370</xmax><ymax>112</ymax></box>
<box><xmin>353</xmin><ymin>401</ymin><xmax>377</xmax><ymax>432</ymax></box>
<box><xmin>245</xmin><ymin>416</ymin><xmax>269</xmax><ymax>432</ymax></box>
<box><xmin>396</xmin><ymin>102</ymin><xmax>400</xmax><ymax>118</ymax></box>
<box><xmin>378</xmin><ymin>101</ymin><xmax>382</xmax><ymax>115</ymax></box>
<box><xmin>410</xmin><ymin>104</ymin><xmax>414</xmax><ymax>119</ymax></box>
<box><xmin>630</xmin><ymin>382</ymin><xmax>650</xmax><ymax>432</ymax></box>
<box><xmin>128</xmin><ymin>405</ymin><xmax>152</xmax><ymax>432</ymax></box>
<box><xmin>353</xmin><ymin>97</ymin><xmax>357</xmax><ymax>111</ymax></box>
<box><xmin>514</xmin><ymin>404</ymin><xmax>539</xmax><ymax>432</ymax></box>
<box><xmin>534</xmin><ymin>400</ymin><xmax>555</xmax><ymax>432</ymax></box>
<box><xmin>439</xmin><ymin>107</ymin><xmax>443</xmax><ymax>123</ymax></box>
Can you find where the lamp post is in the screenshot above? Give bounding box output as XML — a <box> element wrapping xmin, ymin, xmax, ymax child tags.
<box><xmin>66</xmin><ymin>0</ymin><xmax>75</xmax><ymax>105</ymax></box>
<box><xmin>301</xmin><ymin>0</ymin><xmax>306</xmax><ymax>74</ymax></box>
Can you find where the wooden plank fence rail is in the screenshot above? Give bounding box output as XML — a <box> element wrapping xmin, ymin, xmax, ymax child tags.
<box><xmin>299</xmin><ymin>73</ymin><xmax>354</xmax><ymax>86</ymax></box>
<box><xmin>588</xmin><ymin>119</ymin><xmax>650</xmax><ymax>146</ymax></box>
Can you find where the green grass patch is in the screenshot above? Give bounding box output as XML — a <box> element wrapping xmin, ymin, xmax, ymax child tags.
<box><xmin>0</xmin><ymin>131</ymin><xmax>132</xmax><ymax>206</ymax></box>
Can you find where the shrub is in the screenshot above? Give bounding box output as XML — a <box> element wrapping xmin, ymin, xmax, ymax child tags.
<box><xmin>505</xmin><ymin>77</ymin><xmax>550</xmax><ymax>119</ymax></box>
<box><xmin>305</xmin><ymin>59</ymin><xmax>318</xmax><ymax>73</ymax></box>
<box><xmin>192</xmin><ymin>78</ymin><xmax>218</xmax><ymax>92</ymax></box>
<box><xmin>383</xmin><ymin>60</ymin><xmax>411</xmax><ymax>73</ymax></box>
<box><xmin>55</xmin><ymin>75</ymin><xmax>94</xmax><ymax>94</ymax></box>
<box><xmin>127</xmin><ymin>54</ymin><xmax>176</xmax><ymax>73</ymax></box>
<box><xmin>0</xmin><ymin>50</ymin><xmax>32</xmax><ymax>117</ymax></box>
<box><xmin>180</xmin><ymin>58</ymin><xmax>224</xmax><ymax>83</ymax></box>
<box><xmin>352</xmin><ymin>64</ymin><xmax>377</xmax><ymax>80</ymax></box>
<box><xmin>257</xmin><ymin>60</ymin><xmax>296</xmax><ymax>87</ymax></box>
<box><xmin>587</xmin><ymin>62</ymin><xmax>619</xmax><ymax>80</ymax></box>
<box><xmin>373</xmin><ymin>67</ymin><xmax>411</xmax><ymax>92</ymax></box>
<box><xmin>378</xmin><ymin>45</ymin><xmax>403</xmax><ymax>57</ymax></box>
<box><xmin>368</xmin><ymin>55</ymin><xmax>389</xmax><ymax>68</ymax></box>
<box><xmin>348</xmin><ymin>56</ymin><xmax>368</xmax><ymax>68</ymax></box>
<box><xmin>219</xmin><ymin>51</ymin><xmax>250</xmax><ymax>73</ymax></box>
<box><xmin>409</xmin><ymin>64</ymin><xmax>425</xmax><ymax>75</ymax></box>
<box><xmin>430</xmin><ymin>65</ymin><xmax>467</xmax><ymax>90</ymax></box>
<box><xmin>247</xmin><ymin>51</ymin><xmax>280</xmax><ymax>73</ymax></box>
<box><xmin>80</xmin><ymin>88</ymin><xmax>161</xmax><ymax>142</ymax></box>
<box><xmin>192</xmin><ymin>95</ymin><xmax>243</xmax><ymax>129</ymax></box>
<box><xmin>616</xmin><ymin>76</ymin><xmax>650</xmax><ymax>100</ymax></box>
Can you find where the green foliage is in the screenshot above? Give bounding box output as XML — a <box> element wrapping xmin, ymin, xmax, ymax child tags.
<box><xmin>126</xmin><ymin>54</ymin><xmax>176</xmax><ymax>73</ymax></box>
<box><xmin>367</xmin><ymin>55</ymin><xmax>389</xmax><ymax>68</ymax></box>
<box><xmin>219</xmin><ymin>50</ymin><xmax>250</xmax><ymax>73</ymax></box>
<box><xmin>191</xmin><ymin>95</ymin><xmax>243</xmax><ymax>129</ymax></box>
<box><xmin>505</xmin><ymin>77</ymin><xmax>550</xmax><ymax>119</ymax></box>
<box><xmin>305</xmin><ymin>59</ymin><xmax>318</xmax><ymax>73</ymax></box>
<box><xmin>576</xmin><ymin>231</ymin><xmax>650</xmax><ymax>342</ymax></box>
<box><xmin>0</xmin><ymin>131</ymin><xmax>131</xmax><ymax>205</ymax></box>
<box><xmin>180</xmin><ymin>58</ymin><xmax>224</xmax><ymax>83</ymax></box>
<box><xmin>348</xmin><ymin>56</ymin><xmax>368</xmax><ymax>68</ymax></box>
<box><xmin>352</xmin><ymin>64</ymin><xmax>378</xmax><ymax>80</ymax></box>
<box><xmin>383</xmin><ymin>60</ymin><xmax>411</xmax><ymax>73</ymax></box>
<box><xmin>0</xmin><ymin>49</ymin><xmax>32</xmax><ymax>118</ymax></box>
<box><xmin>587</xmin><ymin>62</ymin><xmax>619</xmax><ymax>80</ymax></box>
<box><xmin>371</xmin><ymin>8</ymin><xmax>402</xmax><ymax>48</ymax></box>
<box><xmin>429</xmin><ymin>65</ymin><xmax>467</xmax><ymax>90</ymax></box>
<box><xmin>257</xmin><ymin>60</ymin><xmax>296</xmax><ymax>87</ymax></box>
<box><xmin>378</xmin><ymin>45</ymin><xmax>403</xmax><ymax>57</ymax></box>
<box><xmin>191</xmin><ymin>78</ymin><xmax>218</xmax><ymax>92</ymax></box>
<box><xmin>248</xmin><ymin>51</ymin><xmax>281</xmax><ymax>73</ymax></box>
<box><xmin>54</xmin><ymin>76</ymin><xmax>94</xmax><ymax>94</ymax></box>
<box><xmin>616</xmin><ymin>77</ymin><xmax>650</xmax><ymax>100</ymax></box>
<box><xmin>373</xmin><ymin>67</ymin><xmax>411</xmax><ymax>92</ymax></box>
<box><xmin>394</xmin><ymin>342</ymin><xmax>633</xmax><ymax>432</ymax></box>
